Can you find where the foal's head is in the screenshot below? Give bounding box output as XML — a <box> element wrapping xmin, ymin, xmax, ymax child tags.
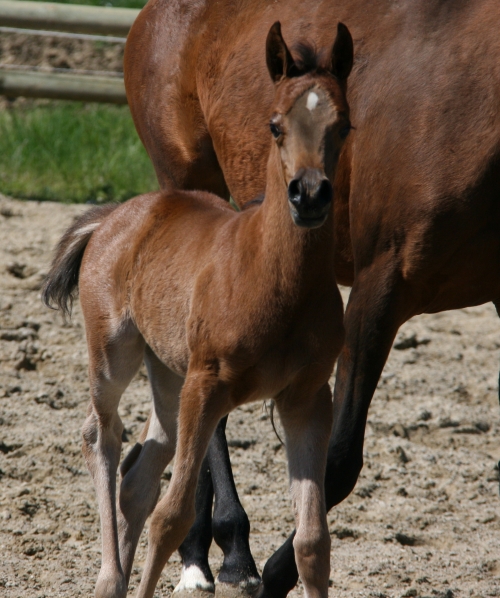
<box><xmin>266</xmin><ymin>22</ymin><xmax>353</xmax><ymax>228</ymax></box>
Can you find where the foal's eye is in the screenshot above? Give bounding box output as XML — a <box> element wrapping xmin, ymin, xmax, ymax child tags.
<box><xmin>339</xmin><ymin>124</ymin><xmax>352</xmax><ymax>140</ymax></box>
<box><xmin>270</xmin><ymin>123</ymin><xmax>282</xmax><ymax>138</ymax></box>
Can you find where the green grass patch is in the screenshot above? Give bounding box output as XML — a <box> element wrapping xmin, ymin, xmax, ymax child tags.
<box><xmin>18</xmin><ymin>0</ymin><xmax>147</xmax><ymax>9</ymax></box>
<box><xmin>0</xmin><ymin>101</ymin><xmax>158</xmax><ymax>203</ymax></box>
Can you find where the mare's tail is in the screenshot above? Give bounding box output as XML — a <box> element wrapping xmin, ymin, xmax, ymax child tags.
<box><xmin>42</xmin><ymin>204</ymin><xmax>118</xmax><ymax>316</ymax></box>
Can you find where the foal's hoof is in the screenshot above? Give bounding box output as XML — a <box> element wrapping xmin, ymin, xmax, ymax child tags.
<box><xmin>94</xmin><ymin>570</ymin><xmax>127</xmax><ymax>598</ymax></box>
<box><xmin>215</xmin><ymin>580</ymin><xmax>262</xmax><ymax>598</ymax></box>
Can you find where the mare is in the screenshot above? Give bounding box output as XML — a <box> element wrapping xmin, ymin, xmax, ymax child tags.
<box><xmin>124</xmin><ymin>0</ymin><xmax>500</xmax><ymax>596</ymax></box>
<box><xmin>43</xmin><ymin>23</ymin><xmax>354</xmax><ymax>598</ymax></box>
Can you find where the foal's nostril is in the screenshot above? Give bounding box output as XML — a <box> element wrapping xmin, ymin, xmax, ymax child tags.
<box><xmin>315</xmin><ymin>179</ymin><xmax>333</xmax><ymax>206</ymax></box>
<box><xmin>288</xmin><ymin>179</ymin><xmax>302</xmax><ymax>204</ymax></box>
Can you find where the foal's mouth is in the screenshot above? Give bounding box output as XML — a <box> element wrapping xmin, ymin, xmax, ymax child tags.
<box><xmin>288</xmin><ymin>204</ymin><xmax>330</xmax><ymax>229</ymax></box>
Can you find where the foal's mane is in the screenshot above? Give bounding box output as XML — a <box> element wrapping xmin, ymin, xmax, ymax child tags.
<box><xmin>290</xmin><ymin>42</ymin><xmax>331</xmax><ymax>75</ymax></box>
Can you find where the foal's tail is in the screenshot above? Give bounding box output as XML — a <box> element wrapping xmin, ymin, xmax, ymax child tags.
<box><xmin>42</xmin><ymin>204</ymin><xmax>118</xmax><ymax>316</ymax></box>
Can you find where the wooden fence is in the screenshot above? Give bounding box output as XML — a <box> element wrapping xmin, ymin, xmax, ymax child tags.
<box><xmin>0</xmin><ymin>0</ymin><xmax>139</xmax><ymax>103</ymax></box>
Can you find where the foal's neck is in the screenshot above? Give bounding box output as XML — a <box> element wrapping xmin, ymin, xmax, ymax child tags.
<box><xmin>258</xmin><ymin>144</ymin><xmax>335</xmax><ymax>287</ymax></box>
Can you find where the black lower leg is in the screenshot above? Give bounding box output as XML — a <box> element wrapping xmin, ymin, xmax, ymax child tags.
<box><xmin>178</xmin><ymin>456</ymin><xmax>215</xmax><ymax>587</ymax></box>
<box><xmin>208</xmin><ymin>415</ymin><xmax>260</xmax><ymax>587</ymax></box>
<box><xmin>257</xmin><ymin>534</ymin><xmax>296</xmax><ymax>598</ymax></box>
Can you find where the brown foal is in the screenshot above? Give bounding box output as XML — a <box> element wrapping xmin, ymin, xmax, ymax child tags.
<box><xmin>43</xmin><ymin>23</ymin><xmax>353</xmax><ymax>598</ymax></box>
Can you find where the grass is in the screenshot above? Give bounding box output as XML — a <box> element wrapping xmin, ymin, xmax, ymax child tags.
<box><xmin>5</xmin><ymin>0</ymin><xmax>153</xmax><ymax>200</ymax></box>
<box><xmin>18</xmin><ymin>0</ymin><xmax>148</xmax><ymax>9</ymax></box>
<box><xmin>0</xmin><ymin>101</ymin><xmax>158</xmax><ymax>203</ymax></box>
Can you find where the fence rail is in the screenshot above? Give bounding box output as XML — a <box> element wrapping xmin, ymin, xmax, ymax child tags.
<box><xmin>0</xmin><ymin>0</ymin><xmax>137</xmax><ymax>102</ymax></box>
<box><xmin>0</xmin><ymin>0</ymin><xmax>138</xmax><ymax>35</ymax></box>
<box><xmin>0</xmin><ymin>24</ymin><xmax>127</xmax><ymax>42</ymax></box>
<box><xmin>0</xmin><ymin>67</ymin><xmax>127</xmax><ymax>103</ymax></box>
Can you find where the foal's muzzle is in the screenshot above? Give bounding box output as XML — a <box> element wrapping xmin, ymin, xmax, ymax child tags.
<box><xmin>287</xmin><ymin>169</ymin><xmax>333</xmax><ymax>228</ymax></box>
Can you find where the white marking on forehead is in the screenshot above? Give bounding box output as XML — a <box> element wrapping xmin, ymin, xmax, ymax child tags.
<box><xmin>306</xmin><ymin>91</ymin><xmax>319</xmax><ymax>112</ymax></box>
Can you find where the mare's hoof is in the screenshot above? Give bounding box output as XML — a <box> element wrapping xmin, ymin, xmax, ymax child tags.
<box><xmin>215</xmin><ymin>580</ymin><xmax>262</xmax><ymax>598</ymax></box>
<box><xmin>174</xmin><ymin>590</ymin><xmax>215</xmax><ymax>598</ymax></box>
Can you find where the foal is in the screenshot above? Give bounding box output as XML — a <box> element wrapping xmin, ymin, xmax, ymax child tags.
<box><xmin>43</xmin><ymin>22</ymin><xmax>352</xmax><ymax>598</ymax></box>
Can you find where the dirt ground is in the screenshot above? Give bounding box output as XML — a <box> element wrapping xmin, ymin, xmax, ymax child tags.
<box><xmin>1</xmin><ymin>194</ymin><xmax>500</xmax><ymax>598</ymax></box>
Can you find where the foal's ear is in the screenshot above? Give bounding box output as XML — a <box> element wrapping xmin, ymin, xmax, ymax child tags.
<box><xmin>266</xmin><ymin>21</ymin><xmax>295</xmax><ymax>82</ymax></box>
<box><xmin>330</xmin><ymin>22</ymin><xmax>353</xmax><ymax>80</ymax></box>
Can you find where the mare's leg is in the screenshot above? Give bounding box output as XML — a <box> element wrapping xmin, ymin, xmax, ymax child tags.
<box><xmin>259</xmin><ymin>266</ymin><xmax>413</xmax><ymax>598</ymax></box>
<box><xmin>175</xmin><ymin>458</ymin><xmax>216</xmax><ymax>595</ymax></box>
<box><xmin>325</xmin><ymin>269</ymin><xmax>412</xmax><ymax>508</ymax></box>
<box><xmin>275</xmin><ymin>383</ymin><xmax>334</xmax><ymax>598</ymax></box>
<box><xmin>208</xmin><ymin>416</ymin><xmax>261</xmax><ymax>597</ymax></box>
<box><xmin>82</xmin><ymin>321</ymin><xmax>145</xmax><ymax>598</ymax></box>
<box><xmin>175</xmin><ymin>415</ymin><xmax>260</xmax><ymax>598</ymax></box>
<box><xmin>117</xmin><ymin>346</ymin><xmax>183</xmax><ymax>583</ymax></box>
<box><xmin>135</xmin><ymin>370</ymin><xmax>230</xmax><ymax>598</ymax></box>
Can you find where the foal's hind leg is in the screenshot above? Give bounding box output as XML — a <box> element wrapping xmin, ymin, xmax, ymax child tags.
<box><xmin>135</xmin><ymin>370</ymin><xmax>231</xmax><ymax>598</ymax></box>
<box><xmin>82</xmin><ymin>321</ymin><xmax>145</xmax><ymax>598</ymax></box>
<box><xmin>117</xmin><ymin>346</ymin><xmax>183</xmax><ymax>583</ymax></box>
<box><xmin>274</xmin><ymin>383</ymin><xmax>333</xmax><ymax>598</ymax></box>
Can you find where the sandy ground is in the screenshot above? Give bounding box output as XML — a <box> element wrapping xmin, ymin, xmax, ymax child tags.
<box><xmin>1</xmin><ymin>194</ymin><xmax>500</xmax><ymax>598</ymax></box>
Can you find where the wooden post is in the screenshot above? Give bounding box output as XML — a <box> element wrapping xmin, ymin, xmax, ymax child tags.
<box><xmin>0</xmin><ymin>0</ymin><xmax>139</xmax><ymax>36</ymax></box>
<box><xmin>0</xmin><ymin>68</ymin><xmax>127</xmax><ymax>104</ymax></box>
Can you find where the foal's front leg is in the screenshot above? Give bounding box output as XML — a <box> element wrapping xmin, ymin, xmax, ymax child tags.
<box><xmin>275</xmin><ymin>383</ymin><xmax>333</xmax><ymax>598</ymax></box>
<box><xmin>135</xmin><ymin>369</ymin><xmax>230</xmax><ymax>598</ymax></box>
<box><xmin>259</xmin><ymin>268</ymin><xmax>412</xmax><ymax>598</ymax></box>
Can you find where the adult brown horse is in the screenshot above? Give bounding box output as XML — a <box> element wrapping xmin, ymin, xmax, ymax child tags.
<box><xmin>44</xmin><ymin>22</ymin><xmax>353</xmax><ymax>598</ymax></box>
<box><xmin>124</xmin><ymin>0</ymin><xmax>500</xmax><ymax>596</ymax></box>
